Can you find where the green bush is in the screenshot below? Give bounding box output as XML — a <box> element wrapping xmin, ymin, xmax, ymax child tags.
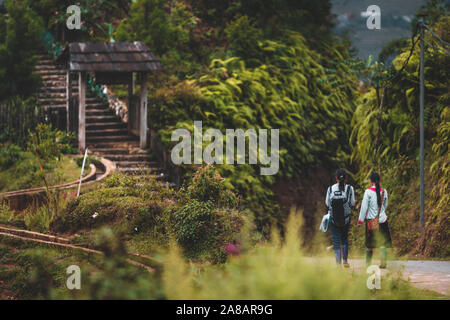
<box><xmin>53</xmin><ymin>228</ymin><xmax>163</xmax><ymax>299</ymax></box>
<box><xmin>173</xmin><ymin>199</ymin><xmax>244</xmax><ymax>262</ymax></box>
<box><xmin>225</xmin><ymin>15</ymin><xmax>262</xmax><ymax>62</ymax></box>
<box><xmin>12</xmin><ymin>249</ymin><xmax>60</xmax><ymax>299</ymax></box>
<box><xmin>75</xmin><ymin>155</ymin><xmax>102</xmax><ymax>168</ymax></box>
<box><xmin>52</xmin><ymin>173</ymin><xmax>179</xmax><ymax>233</ymax></box>
<box><xmin>187</xmin><ymin>165</ymin><xmax>237</xmax><ymax>207</ymax></box>
<box><xmin>0</xmin><ymin>0</ymin><xmax>44</xmax><ymax>99</ymax></box>
<box><xmin>152</xmin><ymin>31</ymin><xmax>358</xmax><ymax>232</ymax></box>
<box><xmin>114</xmin><ymin>0</ymin><xmax>174</xmax><ymax>56</ymax></box>
<box><xmin>58</xmin><ymin>131</ymin><xmax>77</xmax><ymax>154</ymax></box>
<box><xmin>0</xmin><ymin>202</ymin><xmax>14</xmax><ymax>223</ymax></box>
<box><xmin>27</xmin><ymin>123</ymin><xmax>63</xmax><ymax>162</ymax></box>
<box><xmin>0</xmin><ymin>143</ymin><xmax>23</xmax><ymax>170</ymax></box>
<box><xmin>24</xmin><ymin>204</ymin><xmax>53</xmax><ymax>233</ymax></box>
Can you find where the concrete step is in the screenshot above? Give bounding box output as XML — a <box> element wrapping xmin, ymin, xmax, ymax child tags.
<box><xmin>116</xmin><ymin>169</ymin><xmax>167</xmax><ymax>179</ymax></box>
<box><xmin>42</xmin><ymin>82</ymin><xmax>78</xmax><ymax>89</ymax></box>
<box><xmin>100</xmin><ymin>153</ymin><xmax>156</xmax><ymax>162</ymax></box>
<box><xmin>115</xmin><ymin>160</ymin><xmax>159</xmax><ymax>168</ymax></box>
<box><xmin>38</xmin><ymin>92</ymin><xmax>66</xmax><ymax>99</ymax></box>
<box><xmin>40</xmin><ymin>86</ymin><xmax>69</xmax><ymax>93</ymax></box>
<box><xmin>39</xmin><ymin>86</ymin><xmax>80</xmax><ymax>93</ymax></box>
<box><xmin>89</xmin><ymin>148</ymin><xmax>136</xmax><ymax>155</ymax></box>
<box><xmin>85</xmin><ymin>109</ymin><xmax>115</xmax><ymax>116</ymax></box>
<box><xmin>36</xmin><ymin>70</ymin><xmax>66</xmax><ymax>76</ymax></box>
<box><xmin>86</xmin><ymin>128</ymin><xmax>129</xmax><ymax>137</ymax></box>
<box><xmin>39</xmin><ymin>74</ymin><xmax>66</xmax><ymax>81</ymax></box>
<box><xmin>36</xmin><ymin>64</ymin><xmax>60</xmax><ymax>71</ymax></box>
<box><xmin>41</xmin><ymin>104</ymin><xmax>66</xmax><ymax>109</ymax></box>
<box><xmin>86</xmin><ymin>105</ymin><xmax>110</xmax><ymax>111</ymax></box>
<box><xmin>38</xmin><ymin>59</ymin><xmax>54</xmax><ymax>65</ymax></box>
<box><xmin>86</xmin><ymin>115</ymin><xmax>120</xmax><ymax>123</ymax></box>
<box><xmin>86</xmin><ymin>122</ymin><xmax>127</xmax><ymax>130</ymax></box>
<box><xmin>86</xmin><ymin>141</ymin><xmax>140</xmax><ymax>149</ymax></box>
<box><xmin>86</xmin><ymin>106</ymin><xmax>113</xmax><ymax>111</ymax></box>
<box><xmin>86</xmin><ymin>135</ymin><xmax>139</xmax><ymax>143</ymax></box>
<box><xmin>39</xmin><ymin>98</ymin><xmax>67</xmax><ymax>105</ymax></box>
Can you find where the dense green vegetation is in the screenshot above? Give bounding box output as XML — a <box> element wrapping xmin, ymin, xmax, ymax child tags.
<box><xmin>0</xmin><ymin>124</ymin><xmax>80</xmax><ymax>193</ymax></box>
<box><xmin>0</xmin><ymin>1</ymin><xmax>44</xmax><ymax>99</ymax></box>
<box><xmin>51</xmin><ymin>166</ymin><xmax>248</xmax><ymax>263</ymax></box>
<box><xmin>0</xmin><ymin>0</ymin><xmax>449</xmax><ymax>300</ymax></box>
<box><xmin>109</xmin><ymin>0</ymin><xmax>359</xmax><ymax>233</ymax></box>
<box><xmin>349</xmin><ymin>15</ymin><xmax>449</xmax><ymax>258</ymax></box>
<box><xmin>0</xmin><ymin>210</ymin><xmax>442</xmax><ymax>300</ymax></box>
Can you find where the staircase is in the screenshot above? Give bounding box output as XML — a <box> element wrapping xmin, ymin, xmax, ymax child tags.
<box><xmin>35</xmin><ymin>52</ymin><xmax>170</xmax><ymax>182</ymax></box>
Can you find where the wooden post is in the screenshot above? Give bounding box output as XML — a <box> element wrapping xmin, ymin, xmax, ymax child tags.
<box><xmin>139</xmin><ymin>72</ymin><xmax>148</xmax><ymax>149</ymax></box>
<box><xmin>128</xmin><ymin>72</ymin><xmax>134</xmax><ymax>134</ymax></box>
<box><xmin>66</xmin><ymin>70</ymin><xmax>72</xmax><ymax>132</ymax></box>
<box><xmin>78</xmin><ymin>72</ymin><xmax>86</xmax><ymax>151</ymax></box>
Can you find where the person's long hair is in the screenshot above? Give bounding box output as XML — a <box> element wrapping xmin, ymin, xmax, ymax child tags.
<box><xmin>370</xmin><ymin>172</ymin><xmax>382</xmax><ymax>207</ymax></box>
<box><xmin>335</xmin><ymin>168</ymin><xmax>346</xmax><ymax>192</ymax></box>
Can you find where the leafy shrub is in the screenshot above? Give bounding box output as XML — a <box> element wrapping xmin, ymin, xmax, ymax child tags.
<box><xmin>114</xmin><ymin>0</ymin><xmax>174</xmax><ymax>56</ymax></box>
<box><xmin>24</xmin><ymin>204</ymin><xmax>53</xmax><ymax>233</ymax></box>
<box><xmin>12</xmin><ymin>249</ymin><xmax>60</xmax><ymax>299</ymax></box>
<box><xmin>0</xmin><ymin>143</ymin><xmax>22</xmax><ymax>170</ymax></box>
<box><xmin>57</xmin><ymin>131</ymin><xmax>77</xmax><ymax>154</ymax></box>
<box><xmin>56</xmin><ymin>228</ymin><xmax>163</xmax><ymax>299</ymax></box>
<box><xmin>152</xmin><ymin>31</ymin><xmax>358</xmax><ymax>232</ymax></box>
<box><xmin>52</xmin><ymin>190</ymin><xmax>146</xmax><ymax>232</ymax></box>
<box><xmin>123</xmin><ymin>201</ymin><xmax>166</xmax><ymax>235</ymax></box>
<box><xmin>75</xmin><ymin>155</ymin><xmax>102</xmax><ymax>168</ymax></box>
<box><xmin>225</xmin><ymin>15</ymin><xmax>262</xmax><ymax>62</ymax></box>
<box><xmin>187</xmin><ymin>165</ymin><xmax>237</xmax><ymax>207</ymax></box>
<box><xmin>0</xmin><ymin>201</ymin><xmax>14</xmax><ymax>223</ymax></box>
<box><xmin>27</xmin><ymin>123</ymin><xmax>63</xmax><ymax>162</ymax></box>
<box><xmin>52</xmin><ymin>173</ymin><xmax>179</xmax><ymax>233</ymax></box>
<box><xmin>173</xmin><ymin>199</ymin><xmax>244</xmax><ymax>262</ymax></box>
<box><xmin>0</xmin><ymin>0</ymin><xmax>44</xmax><ymax>99</ymax></box>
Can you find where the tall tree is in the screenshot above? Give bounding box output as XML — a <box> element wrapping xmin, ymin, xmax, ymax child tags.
<box><xmin>0</xmin><ymin>0</ymin><xmax>44</xmax><ymax>100</ymax></box>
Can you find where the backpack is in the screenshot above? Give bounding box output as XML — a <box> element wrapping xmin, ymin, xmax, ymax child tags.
<box><xmin>328</xmin><ymin>185</ymin><xmax>352</xmax><ymax>227</ymax></box>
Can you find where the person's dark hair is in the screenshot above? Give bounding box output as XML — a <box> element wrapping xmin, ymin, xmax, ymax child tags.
<box><xmin>335</xmin><ymin>168</ymin><xmax>346</xmax><ymax>191</ymax></box>
<box><xmin>370</xmin><ymin>172</ymin><xmax>382</xmax><ymax>207</ymax></box>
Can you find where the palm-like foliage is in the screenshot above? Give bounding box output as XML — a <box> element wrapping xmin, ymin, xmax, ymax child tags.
<box><xmin>150</xmin><ymin>31</ymin><xmax>359</xmax><ymax>230</ymax></box>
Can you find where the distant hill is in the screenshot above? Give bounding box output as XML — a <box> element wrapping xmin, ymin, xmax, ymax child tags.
<box><xmin>330</xmin><ymin>0</ymin><xmax>426</xmax><ymax>60</ymax></box>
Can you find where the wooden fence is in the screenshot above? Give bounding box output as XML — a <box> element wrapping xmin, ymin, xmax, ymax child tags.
<box><xmin>0</xmin><ymin>97</ymin><xmax>67</xmax><ymax>145</ymax></box>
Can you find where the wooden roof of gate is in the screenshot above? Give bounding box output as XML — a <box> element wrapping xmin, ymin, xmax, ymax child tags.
<box><xmin>57</xmin><ymin>42</ymin><xmax>163</xmax><ymax>72</ymax></box>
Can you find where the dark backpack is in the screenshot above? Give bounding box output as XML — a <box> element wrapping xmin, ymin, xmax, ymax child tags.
<box><xmin>329</xmin><ymin>185</ymin><xmax>352</xmax><ymax>227</ymax></box>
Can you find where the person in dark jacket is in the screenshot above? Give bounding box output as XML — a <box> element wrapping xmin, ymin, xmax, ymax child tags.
<box><xmin>326</xmin><ymin>168</ymin><xmax>355</xmax><ymax>267</ymax></box>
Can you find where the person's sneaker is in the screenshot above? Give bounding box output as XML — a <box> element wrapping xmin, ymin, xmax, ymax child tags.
<box><xmin>343</xmin><ymin>262</ymin><xmax>350</xmax><ymax>268</ymax></box>
<box><xmin>379</xmin><ymin>262</ymin><xmax>387</xmax><ymax>269</ymax></box>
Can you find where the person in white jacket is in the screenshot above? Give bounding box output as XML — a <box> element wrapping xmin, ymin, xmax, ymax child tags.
<box><xmin>358</xmin><ymin>172</ymin><xmax>392</xmax><ymax>268</ymax></box>
<box><xmin>325</xmin><ymin>168</ymin><xmax>355</xmax><ymax>267</ymax></box>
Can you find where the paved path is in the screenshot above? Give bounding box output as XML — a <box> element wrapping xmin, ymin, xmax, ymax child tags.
<box><xmin>307</xmin><ymin>257</ymin><xmax>450</xmax><ymax>296</ymax></box>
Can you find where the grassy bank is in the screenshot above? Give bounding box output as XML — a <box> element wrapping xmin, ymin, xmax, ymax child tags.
<box><xmin>0</xmin><ymin>154</ymin><xmax>89</xmax><ymax>193</ymax></box>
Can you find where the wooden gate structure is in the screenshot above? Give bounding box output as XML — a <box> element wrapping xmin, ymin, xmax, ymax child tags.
<box><xmin>57</xmin><ymin>42</ymin><xmax>162</xmax><ymax>151</ymax></box>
